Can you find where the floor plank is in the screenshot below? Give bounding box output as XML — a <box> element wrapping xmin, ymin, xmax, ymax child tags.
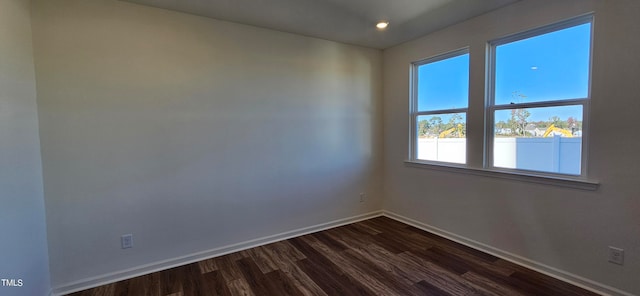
<box><xmin>226</xmin><ymin>279</ymin><xmax>253</xmax><ymax>296</ymax></box>
<box><xmin>68</xmin><ymin>217</ymin><xmax>600</xmax><ymax>296</ymax></box>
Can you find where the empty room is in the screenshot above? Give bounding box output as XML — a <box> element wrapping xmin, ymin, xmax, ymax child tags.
<box><xmin>1</xmin><ymin>0</ymin><xmax>638</xmax><ymax>295</ymax></box>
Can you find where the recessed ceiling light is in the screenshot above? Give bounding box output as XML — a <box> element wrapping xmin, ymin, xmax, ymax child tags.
<box><xmin>376</xmin><ymin>21</ymin><xmax>389</xmax><ymax>29</ymax></box>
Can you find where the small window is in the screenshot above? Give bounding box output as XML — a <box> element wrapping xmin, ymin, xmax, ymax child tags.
<box><xmin>410</xmin><ymin>49</ymin><xmax>469</xmax><ymax>164</ymax></box>
<box><xmin>488</xmin><ymin>16</ymin><xmax>592</xmax><ymax>176</ymax></box>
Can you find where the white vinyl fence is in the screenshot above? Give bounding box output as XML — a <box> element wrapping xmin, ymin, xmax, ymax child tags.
<box><xmin>418</xmin><ymin>136</ymin><xmax>581</xmax><ymax>174</ymax></box>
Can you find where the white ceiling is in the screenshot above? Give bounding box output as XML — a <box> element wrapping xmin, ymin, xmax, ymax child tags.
<box><xmin>123</xmin><ymin>0</ymin><xmax>520</xmax><ymax>49</ymax></box>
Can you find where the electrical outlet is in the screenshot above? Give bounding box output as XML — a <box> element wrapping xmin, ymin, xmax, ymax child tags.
<box><xmin>608</xmin><ymin>246</ymin><xmax>624</xmax><ymax>265</ymax></box>
<box><xmin>359</xmin><ymin>193</ymin><xmax>366</xmax><ymax>203</ymax></box>
<box><xmin>121</xmin><ymin>234</ymin><xmax>133</xmax><ymax>249</ymax></box>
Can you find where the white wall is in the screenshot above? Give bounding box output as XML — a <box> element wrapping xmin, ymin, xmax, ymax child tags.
<box><xmin>383</xmin><ymin>0</ymin><xmax>640</xmax><ymax>294</ymax></box>
<box><xmin>0</xmin><ymin>0</ymin><xmax>51</xmax><ymax>295</ymax></box>
<box><xmin>30</xmin><ymin>0</ymin><xmax>382</xmax><ymax>290</ymax></box>
<box><xmin>18</xmin><ymin>0</ymin><xmax>639</xmax><ymax>294</ymax></box>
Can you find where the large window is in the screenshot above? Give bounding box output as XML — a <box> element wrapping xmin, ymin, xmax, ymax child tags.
<box><xmin>488</xmin><ymin>16</ymin><xmax>592</xmax><ymax>176</ymax></box>
<box><xmin>410</xmin><ymin>49</ymin><xmax>469</xmax><ymax>164</ymax></box>
<box><xmin>408</xmin><ymin>15</ymin><xmax>593</xmax><ymax>181</ymax></box>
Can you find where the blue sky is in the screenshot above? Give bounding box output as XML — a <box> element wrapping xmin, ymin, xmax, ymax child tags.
<box><xmin>417</xmin><ymin>22</ymin><xmax>591</xmax><ymax>123</ymax></box>
<box><xmin>417</xmin><ymin>53</ymin><xmax>469</xmax><ymax>111</ymax></box>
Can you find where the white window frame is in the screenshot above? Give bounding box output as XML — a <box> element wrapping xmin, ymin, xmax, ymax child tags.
<box><xmin>406</xmin><ymin>15</ymin><xmax>599</xmax><ymax>190</ymax></box>
<box><xmin>409</xmin><ymin>48</ymin><xmax>469</xmax><ymax>165</ymax></box>
<box><xmin>486</xmin><ymin>14</ymin><xmax>594</xmax><ymax>179</ymax></box>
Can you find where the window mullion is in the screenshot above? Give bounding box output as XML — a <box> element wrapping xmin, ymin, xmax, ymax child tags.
<box><xmin>493</xmin><ymin>98</ymin><xmax>588</xmax><ymax>111</ymax></box>
<box><xmin>415</xmin><ymin>108</ymin><xmax>468</xmax><ymax>116</ymax></box>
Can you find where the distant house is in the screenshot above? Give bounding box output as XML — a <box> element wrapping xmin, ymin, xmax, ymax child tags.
<box><xmin>525</xmin><ymin>124</ymin><xmax>545</xmax><ymax>137</ymax></box>
<box><xmin>496</xmin><ymin>128</ymin><xmax>512</xmax><ymax>135</ymax></box>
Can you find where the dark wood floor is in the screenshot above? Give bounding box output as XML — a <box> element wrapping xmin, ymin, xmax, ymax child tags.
<box><xmin>68</xmin><ymin>216</ymin><xmax>599</xmax><ymax>296</ymax></box>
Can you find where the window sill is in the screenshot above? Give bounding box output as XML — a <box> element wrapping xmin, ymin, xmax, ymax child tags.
<box><xmin>403</xmin><ymin>160</ymin><xmax>599</xmax><ymax>191</ymax></box>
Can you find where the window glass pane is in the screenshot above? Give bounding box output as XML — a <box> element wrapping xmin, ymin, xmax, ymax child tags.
<box><xmin>495</xmin><ymin>23</ymin><xmax>591</xmax><ymax>105</ymax></box>
<box><xmin>417</xmin><ymin>113</ymin><xmax>466</xmax><ymax>164</ymax></box>
<box><xmin>493</xmin><ymin>105</ymin><xmax>583</xmax><ymax>175</ymax></box>
<box><xmin>417</xmin><ymin>53</ymin><xmax>469</xmax><ymax>111</ymax></box>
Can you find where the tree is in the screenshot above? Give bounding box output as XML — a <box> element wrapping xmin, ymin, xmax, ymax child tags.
<box><xmin>509</xmin><ymin>109</ymin><xmax>531</xmax><ymax>136</ymax></box>
<box><xmin>418</xmin><ymin>120</ymin><xmax>429</xmax><ymax>137</ymax></box>
<box><xmin>442</xmin><ymin>114</ymin><xmax>465</xmax><ymax>137</ymax></box>
<box><xmin>567</xmin><ymin>116</ymin><xmax>576</xmax><ymax>129</ymax></box>
<box><xmin>504</xmin><ymin>91</ymin><xmax>531</xmax><ymax>136</ymax></box>
<box><xmin>428</xmin><ymin>116</ymin><xmax>443</xmax><ymax>136</ymax></box>
<box><xmin>566</xmin><ymin>116</ymin><xmax>583</xmax><ymax>134</ymax></box>
<box><xmin>446</xmin><ymin>114</ymin><xmax>463</xmax><ymax>129</ymax></box>
<box><xmin>549</xmin><ymin>115</ymin><xmax>566</xmax><ymax>128</ymax></box>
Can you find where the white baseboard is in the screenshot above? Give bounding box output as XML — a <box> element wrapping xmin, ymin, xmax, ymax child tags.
<box><xmin>51</xmin><ymin>210</ymin><xmax>633</xmax><ymax>296</ymax></box>
<box><xmin>383</xmin><ymin>210</ymin><xmax>635</xmax><ymax>296</ymax></box>
<box><xmin>51</xmin><ymin>210</ymin><xmax>383</xmax><ymax>296</ymax></box>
